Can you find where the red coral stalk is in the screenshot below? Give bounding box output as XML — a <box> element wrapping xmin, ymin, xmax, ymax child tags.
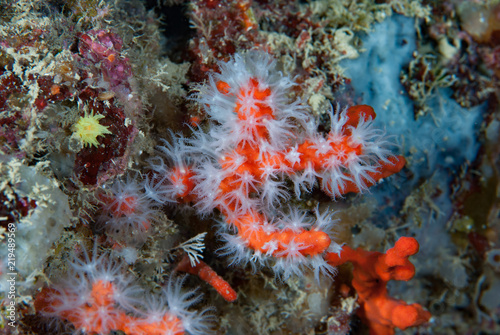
<box><xmin>176</xmin><ymin>254</ymin><xmax>238</xmax><ymax>302</ymax></box>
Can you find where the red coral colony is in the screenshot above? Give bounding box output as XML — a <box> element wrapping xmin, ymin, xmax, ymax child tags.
<box><xmin>1</xmin><ymin>1</ymin><xmax>499</xmax><ymax>335</ymax></box>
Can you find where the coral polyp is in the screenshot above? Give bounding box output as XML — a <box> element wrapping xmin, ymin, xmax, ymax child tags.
<box><xmin>73</xmin><ymin>111</ymin><xmax>113</xmax><ymax>148</ymax></box>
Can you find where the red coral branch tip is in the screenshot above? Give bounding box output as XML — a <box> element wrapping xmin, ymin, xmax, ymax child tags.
<box><xmin>392</xmin><ymin>304</ymin><xmax>432</xmax><ymax>330</ymax></box>
<box><xmin>345</xmin><ymin>104</ymin><xmax>377</xmax><ymax>128</ymax></box>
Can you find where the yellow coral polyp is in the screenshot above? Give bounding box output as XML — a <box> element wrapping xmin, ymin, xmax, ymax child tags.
<box><xmin>73</xmin><ymin>111</ymin><xmax>112</xmax><ymax>147</ymax></box>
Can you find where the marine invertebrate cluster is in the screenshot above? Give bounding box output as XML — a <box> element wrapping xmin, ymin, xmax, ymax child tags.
<box><xmin>34</xmin><ymin>248</ymin><xmax>213</xmax><ymax>335</ymax></box>
<box><xmin>148</xmin><ymin>51</ymin><xmax>405</xmax><ymax>282</ymax></box>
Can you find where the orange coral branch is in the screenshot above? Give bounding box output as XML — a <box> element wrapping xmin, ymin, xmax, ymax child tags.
<box><xmin>325</xmin><ymin>237</ymin><xmax>431</xmax><ymax>335</ymax></box>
